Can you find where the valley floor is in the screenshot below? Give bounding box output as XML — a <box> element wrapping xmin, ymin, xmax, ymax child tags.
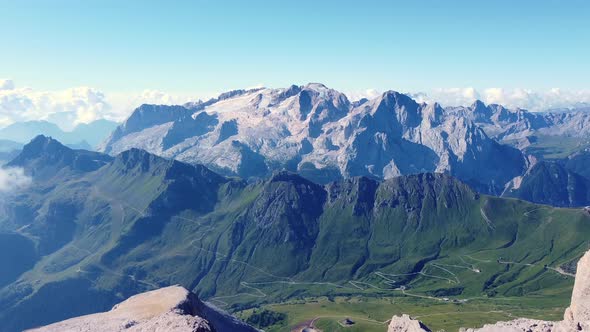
<box><xmin>238</xmin><ymin>293</ymin><xmax>570</xmax><ymax>332</ymax></box>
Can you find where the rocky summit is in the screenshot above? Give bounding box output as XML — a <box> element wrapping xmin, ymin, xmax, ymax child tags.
<box><xmin>27</xmin><ymin>285</ymin><xmax>257</xmax><ymax>332</ymax></box>
<box><xmin>387</xmin><ymin>314</ymin><xmax>432</xmax><ymax>332</ymax></box>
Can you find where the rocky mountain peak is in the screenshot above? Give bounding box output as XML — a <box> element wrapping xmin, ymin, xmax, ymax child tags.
<box><xmin>18</xmin><ymin>135</ymin><xmax>68</xmax><ymax>156</ymax></box>
<box><xmin>375</xmin><ymin>90</ymin><xmax>421</xmax><ymax>126</ymax></box>
<box><xmin>379</xmin><ymin>90</ymin><xmax>418</xmax><ymax>107</ymax></box>
<box><xmin>268</xmin><ymin>170</ymin><xmax>317</xmax><ymax>185</ymax></box>
<box><xmin>100</xmin><ymin>84</ymin><xmax>527</xmax><ymax>194</ymax></box>
<box><xmin>300</xmin><ymin>83</ymin><xmax>350</xmax><ymax>106</ymax></box>
<box><xmin>8</xmin><ymin>135</ymin><xmax>112</xmax><ymax>178</ymax></box>
<box><xmin>470</xmin><ymin>99</ymin><xmax>487</xmax><ymax>110</ymax></box>
<box><xmin>504</xmin><ymin>161</ymin><xmax>590</xmax><ymax>207</ymax></box>
<box><xmin>388</xmin><ymin>314</ymin><xmax>432</xmax><ymax>332</ymax></box>
<box><xmin>28</xmin><ymin>285</ymin><xmax>258</xmax><ymax>332</ymax></box>
<box><xmin>218</xmin><ymin>88</ymin><xmax>265</xmax><ymax>101</ymax></box>
<box><xmin>252</xmin><ymin>170</ymin><xmax>327</xmax><ymax>227</ymax></box>
<box><xmin>112</xmin><ymin>148</ymin><xmax>224</xmax><ymax>186</ymax></box>
<box><xmin>277</xmin><ymin>84</ymin><xmax>302</xmax><ymax>100</ymax></box>
<box><xmin>113</xmin><ymin>148</ymin><xmax>171</xmax><ymax>173</ymax></box>
<box><xmin>303</xmin><ymin>82</ymin><xmax>329</xmax><ymax>91</ymax></box>
<box><xmin>421</xmin><ymin>102</ymin><xmax>444</xmax><ymax>125</ymax></box>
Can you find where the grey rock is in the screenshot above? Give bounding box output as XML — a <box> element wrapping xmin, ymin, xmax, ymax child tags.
<box><xmin>27</xmin><ymin>285</ymin><xmax>258</xmax><ymax>332</ymax></box>
<box><xmin>100</xmin><ymin>84</ymin><xmax>527</xmax><ymax>193</ymax></box>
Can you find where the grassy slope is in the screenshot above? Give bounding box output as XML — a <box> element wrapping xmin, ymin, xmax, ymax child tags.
<box><xmin>244</xmin><ymin>292</ymin><xmax>569</xmax><ymax>332</ymax></box>
<box><xmin>230</xmin><ymin>195</ymin><xmax>589</xmax><ymax>330</ymax></box>
<box><xmin>2</xmin><ymin>166</ymin><xmax>590</xmax><ymax>331</ymax></box>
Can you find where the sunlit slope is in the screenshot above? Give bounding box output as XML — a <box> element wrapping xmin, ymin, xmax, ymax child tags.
<box><xmin>0</xmin><ymin>136</ymin><xmax>588</xmax><ymax>331</ymax></box>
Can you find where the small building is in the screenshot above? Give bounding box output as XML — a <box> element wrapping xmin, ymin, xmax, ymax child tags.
<box><xmin>342</xmin><ymin>318</ymin><xmax>355</xmax><ymax>326</ymax></box>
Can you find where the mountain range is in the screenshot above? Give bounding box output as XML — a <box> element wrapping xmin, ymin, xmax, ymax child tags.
<box><xmin>1</xmin><ymin>136</ymin><xmax>589</xmax><ymax>331</ymax></box>
<box><xmin>100</xmin><ymin>84</ymin><xmax>529</xmax><ymax>195</ymax></box>
<box><xmin>0</xmin><ymin>119</ymin><xmax>118</xmax><ymax>150</ymax></box>
<box><xmin>98</xmin><ymin>83</ymin><xmax>590</xmax><ymax>207</ymax></box>
<box><xmin>450</xmin><ymin>100</ymin><xmax>590</xmax><ymax>145</ymax></box>
<box><xmin>0</xmin><ymin>139</ymin><xmax>23</xmax><ymax>164</ymax></box>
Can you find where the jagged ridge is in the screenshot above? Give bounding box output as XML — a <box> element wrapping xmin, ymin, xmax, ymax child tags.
<box><xmin>99</xmin><ymin>84</ymin><xmax>528</xmax><ymax>194</ymax></box>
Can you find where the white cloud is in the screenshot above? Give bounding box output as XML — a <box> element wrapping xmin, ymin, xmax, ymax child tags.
<box><xmin>107</xmin><ymin>90</ymin><xmax>198</xmax><ymax>122</ymax></box>
<box><xmin>0</xmin><ymin>82</ymin><xmax>110</xmax><ymax>130</ymax></box>
<box><xmin>2</xmin><ymin>79</ymin><xmax>590</xmax><ymax>131</ymax></box>
<box><xmin>245</xmin><ymin>83</ymin><xmax>266</xmax><ymax>90</ymax></box>
<box><xmin>0</xmin><ymin>80</ymin><xmax>203</xmax><ymax>130</ymax></box>
<box><xmin>0</xmin><ymin>79</ymin><xmax>15</xmax><ymax>90</ymax></box>
<box><xmin>0</xmin><ymin>167</ymin><xmax>31</xmax><ymax>193</ymax></box>
<box><xmin>346</xmin><ymin>88</ymin><xmax>382</xmax><ymax>101</ymax></box>
<box><xmin>412</xmin><ymin>87</ymin><xmax>590</xmax><ymax>111</ymax></box>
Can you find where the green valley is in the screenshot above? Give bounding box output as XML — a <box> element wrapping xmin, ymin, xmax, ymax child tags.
<box><xmin>1</xmin><ymin>136</ymin><xmax>589</xmax><ymax>331</ymax></box>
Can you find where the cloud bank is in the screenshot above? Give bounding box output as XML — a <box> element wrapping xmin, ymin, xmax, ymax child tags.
<box><xmin>0</xmin><ymin>80</ymin><xmax>198</xmax><ymax>130</ymax></box>
<box><xmin>0</xmin><ymin>167</ymin><xmax>31</xmax><ymax>193</ymax></box>
<box><xmin>0</xmin><ymin>81</ymin><xmax>111</xmax><ymax>129</ymax></box>
<box><xmin>351</xmin><ymin>87</ymin><xmax>590</xmax><ymax>111</ymax></box>
<box><xmin>107</xmin><ymin>90</ymin><xmax>196</xmax><ymax>122</ymax></box>
<box><xmin>2</xmin><ymin>79</ymin><xmax>590</xmax><ymax>131</ymax></box>
<box><xmin>408</xmin><ymin>88</ymin><xmax>590</xmax><ymax>111</ymax></box>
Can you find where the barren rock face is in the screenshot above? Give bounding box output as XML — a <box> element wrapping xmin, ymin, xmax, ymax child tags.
<box><xmin>460</xmin><ymin>318</ymin><xmax>554</xmax><ymax>332</ymax></box>
<box><xmin>559</xmin><ymin>248</ymin><xmax>590</xmax><ymax>331</ymax></box>
<box><xmin>101</xmin><ymin>85</ymin><xmax>527</xmax><ymax>194</ymax></box>
<box><xmin>127</xmin><ymin>311</ymin><xmax>212</xmax><ymax>332</ymax></box>
<box><xmin>27</xmin><ymin>285</ymin><xmax>256</xmax><ymax>332</ymax></box>
<box><xmin>387</xmin><ymin>314</ymin><xmax>431</xmax><ymax>332</ymax></box>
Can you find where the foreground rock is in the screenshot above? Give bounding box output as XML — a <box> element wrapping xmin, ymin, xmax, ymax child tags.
<box><xmin>28</xmin><ymin>285</ymin><xmax>258</xmax><ymax>332</ymax></box>
<box><xmin>460</xmin><ymin>318</ymin><xmax>555</xmax><ymax>332</ymax></box>
<box><xmin>560</xmin><ymin>244</ymin><xmax>590</xmax><ymax>331</ymax></box>
<box><xmin>387</xmin><ymin>314</ymin><xmax>431</xmax><ymax>332</ymax></box>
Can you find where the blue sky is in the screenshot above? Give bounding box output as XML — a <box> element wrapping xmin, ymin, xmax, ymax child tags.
<box><xmin>0</xmin><ymin>1</ymin><xmax>589</xmax><ymax>126</ymax></box>
<box><xmin>1</xmin><ymin>0</ymin><xmax>589</xmax><ymax>93</ymax></box>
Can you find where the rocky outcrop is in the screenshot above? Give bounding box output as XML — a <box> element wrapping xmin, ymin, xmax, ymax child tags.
<box><xmin>387</xmin><ymin>314</ymin><xmax>431</xmax><ymax>332</ymax></box>
<box><xmin>7</xmin><ymin>135</ymin><xmax>113</xmax><ymax>180</ymax></box>
<box><xmin>560</xmin><ymin>246</ymin><xmax>590</xmax><ymax>331</ymax></box>
<box><xmin>27</xmin><ymin>285</ymin><xmax>257</xmax><ymax>332</ymax></box>
<box><xmin>460</xmin><ymin>319</ymin><xmax>555</xmax><ymax>332</ymax></box>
